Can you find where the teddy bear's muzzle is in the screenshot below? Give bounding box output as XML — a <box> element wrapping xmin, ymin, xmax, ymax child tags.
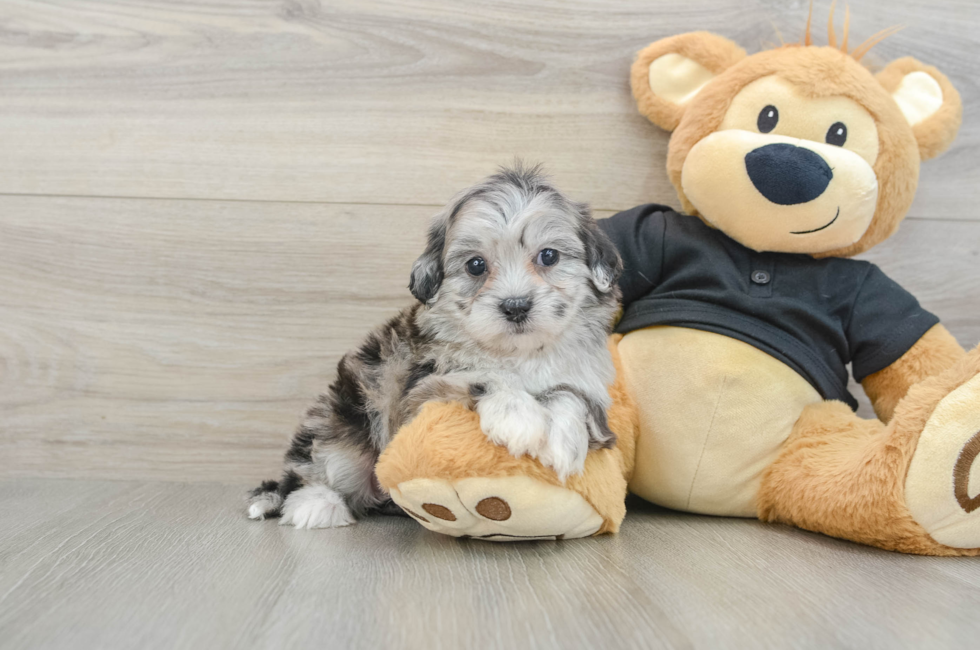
<box><xmin>745</xmin><ymin>142</ymin><xmax>834</xmax><ymax>205</ymax></box>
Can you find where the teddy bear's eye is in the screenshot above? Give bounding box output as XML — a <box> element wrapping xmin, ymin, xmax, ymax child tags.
<box><xmin>757</xmin><ymin>105</ymin><xmax>779</xmax><ymax>133</ymax></box>
<box><xmin>826</xmin><ymin>122</ymin><xmax>847</xmax><ymax>147</ymax></box>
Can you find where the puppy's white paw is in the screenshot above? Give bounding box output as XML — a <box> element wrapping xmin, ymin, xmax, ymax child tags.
<box><xmin>248</xmin><ymin>490</ymin><xmax>282</xmax><ymax>519</ymax></box>
<box><xmin>247</xmin><ymin>493</ymin><xmax>281</xmax><ymax>520</ymax></box>
<box><xmin>477</xmin><ymin>390</ymin><xmax>549</xmax><ymax>459</ymax></box>
<box><xmin>537</xmin><ymin>432</ymin><xmax>589</xmax><ymax>483</ymax></box>
<box><xmin>280</xmin><ymin>485</ymin><xmax>355</xmax><ymax>529</ymax></box>
<box><xmin>538</xmin><ymin>395</ymin><xmax>590</xmax><ymax>481</ymax></box>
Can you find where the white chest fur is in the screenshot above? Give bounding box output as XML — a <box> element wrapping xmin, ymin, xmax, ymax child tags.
<box><xmin>487</xmin><ymin>329</ymin><xmax>615</xmax><ymax>405</ymax></box>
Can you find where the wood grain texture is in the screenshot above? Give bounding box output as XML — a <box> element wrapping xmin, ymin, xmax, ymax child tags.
<box><xmin>0</xmin><ymin>0</ymin><xmax>977</xmax><ymax>218</ymax></box>
<box><xmin>0</xmin><ymin>1</ymin><xmax>978</xmax><ymax>479</ymax></box>
<box><xmin>0</xmin><ymin>195</ymin><xmax>977</xmax><ymax>481</ymax></box>
<box><xmin>0</xmin><ymin>197</ymin><xmax>429</xmax><ymax>482</ymax></box>
<box><xmin>2</xmin><ymin>4</ymin><xmax>979</xmax><ymax>647</ymax></box>
<box><xmin>1</xmin><ymin>479</ymin><xmax>979</xmax><ymax>650</ymax></box>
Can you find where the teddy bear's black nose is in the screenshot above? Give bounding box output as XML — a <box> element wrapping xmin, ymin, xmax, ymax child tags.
<box><xmin>745</xmin><ymin>143</ymin><xmax>833</xmax><ymax>205</ymax></box>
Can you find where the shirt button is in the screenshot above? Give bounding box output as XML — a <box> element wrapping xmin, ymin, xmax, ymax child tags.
<box><xmin>751</xmin><ymin>270</ymin><xmax>771</xmax><ymax>285</ymax></box>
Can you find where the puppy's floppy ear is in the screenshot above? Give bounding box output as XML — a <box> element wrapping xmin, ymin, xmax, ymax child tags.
<box><xmin>631</xmin><ymin>31</ymin><xmax>746</xmax><ymax>132</ymax></box>
<box><xmin>409</xmin><ymin>213</ymin><xmax>448</xmax><ymax>304</ymax></box>
<box><xmin>578</xmin><ymin>206</ymin><xmax>622</xmax><ymax>294</ymax></box>
<box><xmin>876</xmin><ymin>57</ymin><xmax>962</xmax><ymax>160</ymax></box>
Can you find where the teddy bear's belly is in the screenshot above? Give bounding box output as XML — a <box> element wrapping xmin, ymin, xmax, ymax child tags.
<box><xmin>618</xmin><ymin>325</ymin><xmax>823</xmax><ymax>517</ymax></box>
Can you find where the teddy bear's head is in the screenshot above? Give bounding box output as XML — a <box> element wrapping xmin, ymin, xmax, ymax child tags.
<box><xmin>631</xmin><ymin>18</ymin><xmax>962</xmax><ymax>257</ymax></box>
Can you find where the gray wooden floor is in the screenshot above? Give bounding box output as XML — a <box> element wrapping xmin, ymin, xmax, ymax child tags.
<box><xmin>1</xmin><ymin>0</ymin><xmax>979</xmax><ymax>484</ymax></box>
<box><xmin>2</xmin><ymin>1</ymin><xmax>980</xmax><ymax>648</ymax></box>
<box><xmin>2</xmin><ymin>478</ymin><xmax>979</xmax><ymax>650</ymax></box>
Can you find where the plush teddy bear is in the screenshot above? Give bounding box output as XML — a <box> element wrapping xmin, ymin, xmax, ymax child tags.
<box><xmin>376</xmin><ymin>17</ymin><xmax>980</xmax><ymax>554</ymax></box>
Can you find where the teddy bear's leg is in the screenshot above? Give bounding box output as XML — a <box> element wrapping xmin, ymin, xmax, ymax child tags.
<box><xmin>374</xmin><ymin>399</ymin><xmax>634</xmax><ymax>540</ymax></box>
<box><xmin>388</xmin><ymin>475</ymin><xmax>606</xmax><ymax>541</ymax></box>
<box><xmin>374</xmin><ymin>337</ymin><xmax>638</xmax><ymax>541</ymax></box>
<box><xmin>758</xmin><ymin>346</ymin><xmax>980</xmax><ymax>555</ymax></box>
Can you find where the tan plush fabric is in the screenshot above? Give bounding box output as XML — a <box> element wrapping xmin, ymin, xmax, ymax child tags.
<box><xmin>665</xmin><ymin>45</ymin><xmax>921</xmax><ymax>258</ymax></box>
<box><xmin>862</xmin><ymin>324</ymin><xmax>966</xmax><ymax>423</ymax></box>
<box><xmin>627</xmin><ymin>30</ymin><xmax>977</xmax><ymax>554</ymax></box>
<box><xmin>631</xmin><ymin>32</ymin><xmax>963</xmax><ymax>259</ymax></box>
<box><xmin>680</xmin><ymin>128</ymin><xmax>879</xmax><ymax>254</ymax></box>
<box><xmin>876</xmin><ymin>57</ymin><xmax>963</xmax><ymax>160</ymax></box>
<box><xmin>630</xmin><ymin>32</ymin><xmax>746</xmax><ymax>132</ymax></box>
<box><xmin>905</xmin><ymin>372</ymin><xmax>980</xmax><ymax>548</ymax></box>
<box><xmin>389</xmin><ymin>475</ymin><xmax>606</xmax><ymax>541</ymax></box>
<box><xmin>375</xmin><ymin>336</ymin><xmax>639</xmax><ymax>536</ymax></box>
<box><xmin>618</xmin><ymin>326</ymin><xmax>821</xmax><ymax>516</ymax></box>
<box><xmin>758</xmin><ymin>347</ymin><xmax>980</xmax><ymax>556</ymax></box>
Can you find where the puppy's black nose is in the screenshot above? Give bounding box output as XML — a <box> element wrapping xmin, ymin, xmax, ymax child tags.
<box><xmin>499</xmin><ymin>297</ymin><xmax>532</xmax><ymax>323</ymax></box>
<box><xmin>745</xmin><ymin>143</ymin><xmax>833</xmax><ymax>205</ymax></box>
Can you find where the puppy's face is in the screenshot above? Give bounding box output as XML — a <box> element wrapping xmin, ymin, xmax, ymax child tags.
<box><xmin>410</xmin><ymin>169</ymin><xmax>621</xmax><ymax>355</ymax></box>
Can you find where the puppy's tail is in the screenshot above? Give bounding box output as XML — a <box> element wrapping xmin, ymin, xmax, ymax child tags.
<box><xmin>245</xmin><ymin>472</ymin><xmax>304</xmax><ymax>520</ymax></box>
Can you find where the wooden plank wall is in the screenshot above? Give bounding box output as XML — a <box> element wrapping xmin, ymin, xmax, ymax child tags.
<box><xmin>1</xmin><ymin>0</ymin><xmax>978</xmax><ymax>483</ymax></box>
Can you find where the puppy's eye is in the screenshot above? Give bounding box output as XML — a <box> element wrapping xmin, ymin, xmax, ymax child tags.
<box><xmin>465</xmin><ymin>257</ymin><xmax>486</xmax><ymax>276</ymax></box>
<box><xmin>826</xmin><ymin>122</ymin><xmax>847</xmax><ymax>147</ymax></box>
<box><xmin>535</xmin><ymin>248</ymin><xmax>559</xmax><ymax>267</ymax></box>
<box><xmin>757</xmin><ymin>105</ymin><xmax>779</xmax><ymax>133</ymax></box>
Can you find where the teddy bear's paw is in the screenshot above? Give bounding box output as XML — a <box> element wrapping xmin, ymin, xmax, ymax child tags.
<box><xmin>387</xmin><ymin>475</ymin><xmax>604</xmax><ymax>541</ymax></box>
<box><xmin>476</xmin><ymin>390</ymin><xmax>549</xmax><ymax>459</ymax></box>
<box><xmin>905</xmin><ymin>371</ymin><xmax>980</xmax><ymax>549</ymax></box>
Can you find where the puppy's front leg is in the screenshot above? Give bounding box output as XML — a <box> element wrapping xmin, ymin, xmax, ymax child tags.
<box><xmin>475</xmin><ymin>383</ymin><xmax>550</xmax><ymax>460</ymax></box>
<box><xmin>404</xmin><ymin>373</ymin><xmax>549</xmax><ymax>458</ymax></box>
<box><xmin>535</xmin><ymin>391</ymin><xmax>590</xmax><ymax>481</ymax></box>
<box><xmin>536</xmin><ymin>387</ymin><xmax>617</xmax><ymax>481</ymax></box>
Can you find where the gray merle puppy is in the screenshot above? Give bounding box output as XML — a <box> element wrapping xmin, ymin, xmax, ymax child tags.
<box><xmin>247</xmin><ymin>165</ymin><xmax>623</xmax><ymax>529</ymax></box>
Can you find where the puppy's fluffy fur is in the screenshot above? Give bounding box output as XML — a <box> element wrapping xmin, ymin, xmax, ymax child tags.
<box><xmin>247</xmin><ymin>165</ymin><xmax>623</xmax><ymax>529</ymax></box>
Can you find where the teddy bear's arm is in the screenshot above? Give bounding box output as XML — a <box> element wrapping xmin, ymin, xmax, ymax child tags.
<box><xmin>861</xmin><ymin>324</ymin><xmax>966</xmax><ymax>422</ymax></box>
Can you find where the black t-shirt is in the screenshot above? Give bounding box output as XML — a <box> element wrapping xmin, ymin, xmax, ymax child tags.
<box><xmin>598</xmin><ymin>204</ymin><xmax>939</xmax><ymax>409</ymax></box>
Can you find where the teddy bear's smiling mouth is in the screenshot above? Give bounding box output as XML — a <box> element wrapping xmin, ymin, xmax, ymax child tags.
<box><xmin>791</xmin><ymin>207</ymin><xmax>840</xmax><ymax>235</ymax></box>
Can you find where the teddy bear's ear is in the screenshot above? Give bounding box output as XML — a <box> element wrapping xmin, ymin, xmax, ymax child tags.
<box><xmin>876</xmin><ymin>57</ymin><xmax>962</xmax><ymax>160</ymax></box>
<box><xmin>630</xmin><ymin>32</ymin><xmax>746</xmax><ymax>132</ymax></box>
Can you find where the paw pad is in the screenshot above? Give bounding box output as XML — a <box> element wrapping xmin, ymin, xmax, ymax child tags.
<box><xmin>953</xmin><ymin>431</ymin><xmax>980</xmax><ymax>514</ymax></box>
<box><xmin>401</xmin><ymin>507</ymin><xmax>429</xmax><ymax>523</ymax></box>
<box><xmin>422</xmin><ymin>503</ymin><xmax>457</xmax><ymax>521</ymax></box>
<box><xmin>475</xmin><ymin>497</ymin><xmax>511</xmax><ymax>521</ymax></box>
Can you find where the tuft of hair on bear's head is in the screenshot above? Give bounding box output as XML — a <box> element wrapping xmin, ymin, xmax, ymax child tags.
<box><xmin>794</xmin><ymin>0</ymin><xmax>903</xmax><ymax>62</ymax></box>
